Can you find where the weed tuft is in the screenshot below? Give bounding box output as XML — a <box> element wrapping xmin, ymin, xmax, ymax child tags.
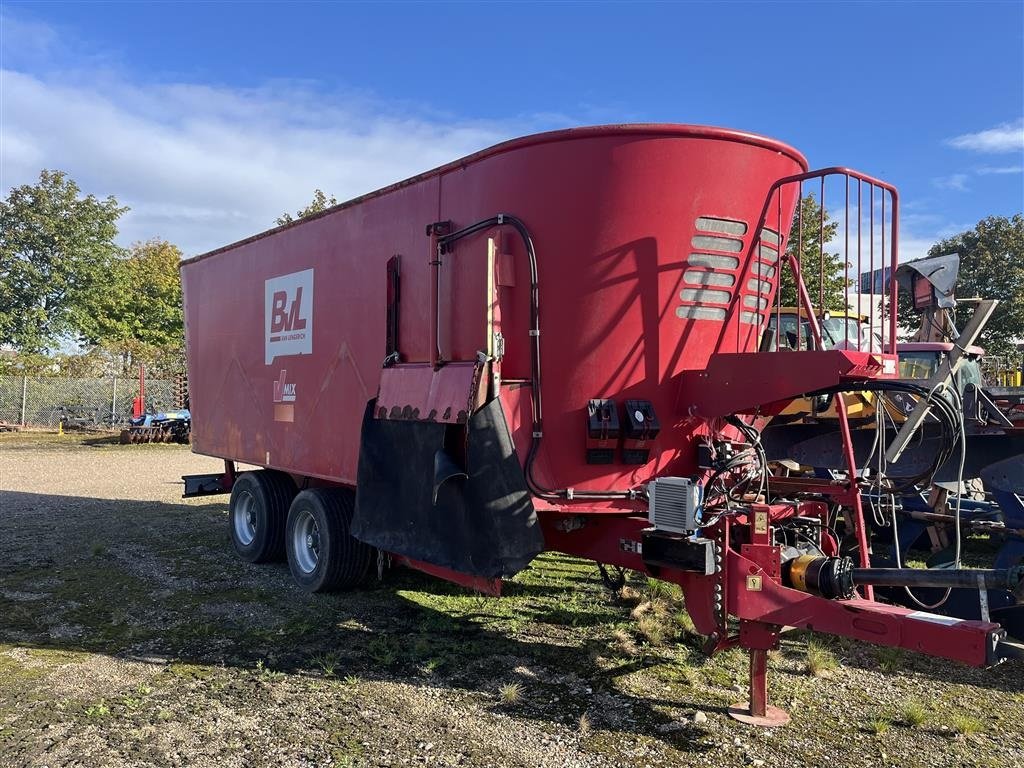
<box><xmin>900</xmin><ymin>700</ymin><xmax>927</xmax><ymax>727</ymax></box>
<box><xmin>498</xmin><ymin>681</ymin><xmax>523</xmax><ymax>705</ymax></box>
<box><xmin>868</xmin><ymin>716</ymin><xmax>891</xmax><ymax>735</ymax></box>
<box><xmin>611</xmin><ymin>628</ymin><xmax>639</xmax><ymax>658</ymax></box>
<box><xmin>876</xmin><ymin>647</ymin><xmax>903</xmax><ymax>673</ymax></box>
<box><xmin>578</xmin><ymin>712</ymin><xmax>592</xmax><ymax>739</ymax></box>
<box><xmin>950</xmin><ymin>715</ymin><xmax>983</xmax><ymax>736</ymax></box>
<box><xmin>85</xmin><ymin>700</ymin><xmax>110</xmax><ymax>718</ymax></box>
<box><xmin>313</xmin><ymin>653</ymin><xmax>338</xmax><ymax>677</ymax></box>
<box><xmin>637</xmin><ymin>615</ymin><xmax>667</xmax><ymax>646</ymax></box>
<box><xmin>805</xmin><ymin>639</ymin><xmax>838</xmax><ymax>677</ymax></box>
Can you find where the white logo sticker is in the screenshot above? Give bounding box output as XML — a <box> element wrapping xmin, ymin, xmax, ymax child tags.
<box><xmin>265</xmin><ymin>269</ymin><xmax>313</xmax><ymax>364</ymax></box>
<box><xmin>273</xmin><ymin>369</ymin><xmax>296</xmax><ymax>403</ymax></box>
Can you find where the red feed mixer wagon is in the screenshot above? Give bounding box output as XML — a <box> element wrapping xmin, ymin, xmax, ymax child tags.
<box><xmin>180</xmin><ymin>124</ymin><xmax>1023</xmax><ymax>725</ymax></box>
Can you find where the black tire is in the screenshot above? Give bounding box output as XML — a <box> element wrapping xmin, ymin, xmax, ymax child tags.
<box><xmin>228</xmin><ymin>470</ymin><xmax>296</xmax><ymax>563</ymax></box>
<box><xmin>285</xmin><ymin>488</ymin><xmax>373</xmax><ymax>592</ymax></box>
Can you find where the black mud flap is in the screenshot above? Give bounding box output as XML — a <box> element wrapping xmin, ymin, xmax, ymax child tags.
<box><xmin>352</xmin><ymin>397</ymin><xmax>543</xmax><ymax>578</ymax></box>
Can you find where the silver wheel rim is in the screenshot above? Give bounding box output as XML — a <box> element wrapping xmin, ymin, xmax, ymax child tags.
<box><xmin>292</xmin><ymin>509</ymin><xmax>320</xmax><ymax>574</ymax></box>
<box><xmin>233</xmin><ymin>490</ymin><xmax>257</xmax><ymax>546</ymax></box>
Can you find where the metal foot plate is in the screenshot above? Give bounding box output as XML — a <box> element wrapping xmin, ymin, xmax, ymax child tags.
<box><xmin>727</xmin><ymin>702</ymin><xmax>791</xmax><ymax>727</ymax></box>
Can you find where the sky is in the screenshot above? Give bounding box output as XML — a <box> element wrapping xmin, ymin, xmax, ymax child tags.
<box><xmin>1</xmin><ymin>1</ymin><xmax>1022</xmax><ymax>261</ymax></box>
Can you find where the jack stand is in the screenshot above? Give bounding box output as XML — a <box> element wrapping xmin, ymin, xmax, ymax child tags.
<box><xmin>728</xmin><ymin>648</ymin><xmax>790</xmax><ymax>727</ymax></box>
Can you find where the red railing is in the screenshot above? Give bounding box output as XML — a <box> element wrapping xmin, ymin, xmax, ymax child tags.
<box><xmin>748</xmin><ymin>168</ymin><xmax>899</xmax><ymax>356</ymax></box>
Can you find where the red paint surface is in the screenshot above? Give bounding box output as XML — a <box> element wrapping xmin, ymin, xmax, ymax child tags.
<box><xmin>182</xmin><ymin>124</ymin><xmax>806</xmax><ymax>491</ymax></box>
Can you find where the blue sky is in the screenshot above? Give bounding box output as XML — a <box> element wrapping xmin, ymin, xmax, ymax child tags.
<box><xmin>2</xmin><ymin>1</ymin><xmax>1022</xmax><ymax>259</ymax></box>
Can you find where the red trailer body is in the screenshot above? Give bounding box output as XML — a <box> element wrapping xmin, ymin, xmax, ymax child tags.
<box><xmin>182</xmin><ymin>124</ymin><xmax>1020</xmax><ymax>726</ymax></box>
<box><xmin>183</xmin><ymin>124</ymin><xmax>802</xmax><ymax>489</ymax></box>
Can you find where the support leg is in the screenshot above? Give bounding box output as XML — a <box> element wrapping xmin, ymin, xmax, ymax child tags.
<box><xmin>728</xmin><ymin>648</ymin><xmax>791</xmax><ymax>727</ymax></box>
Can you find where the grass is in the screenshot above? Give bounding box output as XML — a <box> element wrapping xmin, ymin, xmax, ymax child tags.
<box><xmin>868</xmin><ymin>716</ymin><xmax>891</xmax><ymax>735</ymax></box>
<box><xmin>805</xmin><ymin>639</ymin><xmax>838</xmax><ymax>677</ymax></box>
<box><xmin>876</xmin><ymin>647</ymin><xmax>904</xmax><ymax>673</ymax></box>
<box><xmin>84</xmin><ymin>700</ymin><xmax>110</xmax><ymax>718</ymax></box>
<box><xmin>578</xmin><ymin>712</ymin><xmax>593</xmax><ymax>740</ymax></box>
<box><xmin>313</xmin><ymin>653</ymin><xmax>339</xmax><ymax>677</ymax></box>
<box><xmin>900</xmin><ymin>700</ymin><xmax>928</xmax><ymax>727</ymax></box>
<box><xmin>498</xmin><ymin>681</ymin><xmax>523</xmax><ymax>705</ymax></box>
<box><xmin>950</xmin><ymin>715</ymin><xmax>984</xmax><ymax>736</ymax></box>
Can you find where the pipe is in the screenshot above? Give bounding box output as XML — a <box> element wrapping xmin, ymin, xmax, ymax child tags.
<box><xmin>852</xmin><ymin>566</ymin><xmax>1024</xmax><ymax>594</ymax></box>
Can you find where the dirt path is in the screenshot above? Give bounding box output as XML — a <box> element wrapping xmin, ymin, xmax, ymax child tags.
<box><xmin>1</xmin><ymin>434</ymin><xmax>1022</xmax><ymax>767</ymax></box>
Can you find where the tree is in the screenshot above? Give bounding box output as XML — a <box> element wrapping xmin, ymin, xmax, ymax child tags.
<box><xmin>276</xmin><ymin>189</ymin><xmax>338</xmax><ymax>226</ymax></box>
<box><xmin>0</xmin><ymin>170</ymin><xmax>128</xmax><ymax>352</ymax></box>
<box><xmin>777</xmin><ymin>194</ymin><xmax>848</xmax><ymax>311</ymax></box>
<box><xmin>896</xmin><ymin>215</ymin><xmax>1024</xmax><ymax>360</ymax></box>
<box><xmin>74</xmin><ymin>239</ymin><xmax>185</xmax><ymax>375</ymax></box>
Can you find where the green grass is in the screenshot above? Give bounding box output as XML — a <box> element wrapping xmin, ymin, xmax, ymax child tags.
<box><xmin>313</xmin><ymin>653</ymin><xmax>339</xmax><ymax>677</ymax></box>
<box><xmin>950</xmin><ymin>715</ymin><xmax>984</xmax><ymax>736</ymax></box>
<box><xmin>84</xmin><ymin>700</ymin><xmax>110</xmax><ymax>718</ymax></box>
<box><xmin>876</xmin><ymin>647</ymin><xmax>903</xmax><ymax>673</ymax></box>
<box><xmin>806</xmin><ymin>639</ymin><xmax>838</xmax><ymax>677</ymax></box>
<box><xmin>868</xmin><ymin>716</ymin><xmax>891</xmax><ymax>735</ymax></box>
<box><xmin>900</xmin><ymin>699</ymin><xmax>928</xmax><ymax>727</ymax></box>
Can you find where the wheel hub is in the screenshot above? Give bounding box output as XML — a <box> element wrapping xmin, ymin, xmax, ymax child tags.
<box><xmin>233</xmin><ymin>491</ymin><xmax>257</xmax><ymax>547</ymax></box>
<box><xmin>292</xmin><ymin>509</ymin><xmax>321</xmax><ymax>575</ymax></box>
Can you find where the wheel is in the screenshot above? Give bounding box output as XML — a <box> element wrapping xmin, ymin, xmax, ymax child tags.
<box><xmin>228</xmin><ymin>470</ymin><xmax>297</xmax><ymax>563</ymax></box>
<box><xmin>285</xmin><ymin>488</ymin><xmax>373</xmax><ymax>592</ymax></box>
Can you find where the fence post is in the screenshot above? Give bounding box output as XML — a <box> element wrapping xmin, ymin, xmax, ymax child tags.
<box><xmin>111</xmin><ymin>377</ymin><xmax>118</xmax><ymax>425</ymax></box>
<box><xmin>20</xmin><ymin>375</ymin><xmax>27</xmax><ymax>426</ymax></box>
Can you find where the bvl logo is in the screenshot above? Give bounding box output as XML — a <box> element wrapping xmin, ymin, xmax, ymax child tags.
<box><xmin>273</xmin><ymin>370</ymin><xmax>297</xmax><ymax>403</ymax></box>
<box><xmin>265</xmin><ymin>269</ymin><xmax>314</xmax><ymax>364</ymax></box>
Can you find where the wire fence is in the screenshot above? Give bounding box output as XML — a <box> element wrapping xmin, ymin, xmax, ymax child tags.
<box><xmin>0</xmin><ymin>376</ymin><xmax>180</xmax><ymax>429</ymax></box>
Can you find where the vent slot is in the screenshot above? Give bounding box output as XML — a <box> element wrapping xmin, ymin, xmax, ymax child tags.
<box><xmin>691</xmin><ymin>235</ymin><xmax>743</xmax><ymax>253</ymax></box>
<box><xmin>676</xmin><ymin>306</ymin><xmax>727</xmax><ymax>321</ymax></box>
<box><xmin>684</xmin><ymin>270</ymin><xmax>735</xmax><ymax>287</ymax></box>
<box><xmin>680</xmin><ymin>288</ymin><xmax>731</xmax><ymax>304</ymax></box>
<box><xmin>740</xmin><ymin>311</ymin><xmax>765</xmax><ymax>325</ymax></box>
<box><xmin>760</xmin><ymin>228</ymin><xmax>781</xmax><ymax>246</ymax></box>
<box><xmin>747</xmin><ymin>278</ymin><xmax>772</xmax><ymax>293</ymax></box>
<box><xmin>743</xmin><ymin>295</ymin><xmax>769</xmax><ymax>310</ymax></box>
<box><xmin>758</xmin><ymin>245</ymin><xmax>779</xmax><ymax>262</ymax></box>
<box><xmin>695</xmin><ymin>217</ymin><xmax>748</xmax><ymax>236</ymax></box>
<box><xmin>688</xmin><ymin>253</ymin><xmax>740</xmax><ymax>270</ymax></box>
<box><xmin>749</xmin><ymin>264</ymin><xmax>777</xmax><ymax>279</ymax></box>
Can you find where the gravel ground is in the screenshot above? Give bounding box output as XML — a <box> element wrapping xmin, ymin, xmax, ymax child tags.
<box><xmin>1</xmin><ymin>433</ymin><xmax>1022</xmax><ymax>768</ymax></box>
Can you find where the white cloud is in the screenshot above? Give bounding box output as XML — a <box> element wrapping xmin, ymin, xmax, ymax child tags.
<box><xmin>0</xmin><ymin>68</ymin><xmax>562</xmax><ymax>256</ymax></box>
<box><xmin>976</xmin><ymin>165</ymin><xmax>1023</xmax><ymax>175</ymax></box>
<box><xmin>931</xmin><ymin>173</ymin><xmax>970</xmax><ymax>191</ymax></box>
<box><xmin>946</xmin><ymin>118</ymin><xmax>1024</xmax><ymax>154</ymax></box>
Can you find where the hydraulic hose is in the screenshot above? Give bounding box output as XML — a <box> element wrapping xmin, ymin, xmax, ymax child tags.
<box><xmin>438</xmin><ymin>214</ymin><xmax>637</xmax><ymax>502</ymax></box>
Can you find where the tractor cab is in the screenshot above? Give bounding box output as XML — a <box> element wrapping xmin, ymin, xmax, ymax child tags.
<box><xmin>763</xmin><ymin>307</ymin><xmax>881</xmax><ymax>352</ymax></box>
<box><xmin>897</xmin><ymin>341</ymin><xmax>985</xmax><ymax>393</ymax></box>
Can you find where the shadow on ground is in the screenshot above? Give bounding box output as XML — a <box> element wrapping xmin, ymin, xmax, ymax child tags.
<box><xmin>2</xmin><ymin>488</ymin><xmax>1022</xmax><ymax>758</ymax></box>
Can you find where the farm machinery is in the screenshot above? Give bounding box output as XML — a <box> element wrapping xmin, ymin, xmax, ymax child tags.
<box><xmin>119</xmin><ymin>367</ymin><xmax>191</xmax><ymax>444</ymax></box>
<box><xmin>178</xmin><ymin>125</ymin><xmax>1023</xmax><ymax>726</ymax></box>
<box><xmin>762</xmin><ymin>253</ymin><xmax>1024</xmax><ymax>638</ymax></box>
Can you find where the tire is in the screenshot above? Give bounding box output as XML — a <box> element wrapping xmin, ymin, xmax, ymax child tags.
<box><xmin>228</xmin><ymin>470</ymin><xmax>297</xmax><ymax>563</ymax></box>
<box><xmin>285</xmin><ymin>488</ymin><xmax>373</xmax><ymax>593</ymax></box>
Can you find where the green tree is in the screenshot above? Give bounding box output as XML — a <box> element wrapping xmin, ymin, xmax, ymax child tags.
<box><xmin>275</xmin><ymin>189</ymin><xmax>338</xmax><ymax>226</ymax></box>
<box><xmin>777</xmin><ymin>194</ymin><xmax>848</xmax><ymax>311</ymax></box>
<box><xmin>75</xmin><ymin>239</ymin><xmax>185</xmax><ymax>374</ymax></box>
<box><xmin>0</xmin><ymin>170</ymin><xmax>128</xmax><ymax>352</ymax></box>
<box><xmin>896</xmin><ymin>215</ymin><xmax>1024</xmax><ymax>360</ymax></box>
